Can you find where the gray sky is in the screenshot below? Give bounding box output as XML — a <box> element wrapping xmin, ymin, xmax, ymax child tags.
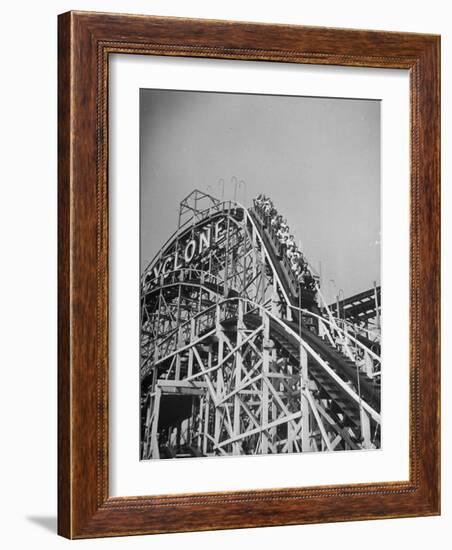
<box><xmin>140</xmin><ymin>89</ymin><xmax>380</xmax><ymax>303</ymax></box>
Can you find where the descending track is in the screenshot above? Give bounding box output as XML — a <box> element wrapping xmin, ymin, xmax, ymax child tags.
<box><xmin>140</xmin><ymin>190</ymin><xmax>381</xmax><ymax>459</ymax></box>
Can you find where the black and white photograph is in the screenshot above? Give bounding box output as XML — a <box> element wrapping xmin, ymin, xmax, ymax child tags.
<box><xmin>139</xmin><ymin>89</ymin><xmax>382</xmax><ymax>460</ymax></box>
<box><xmin>1</xmin><ymin>0</ymin><xmax>445</xmax><ymax>546</ymax></box>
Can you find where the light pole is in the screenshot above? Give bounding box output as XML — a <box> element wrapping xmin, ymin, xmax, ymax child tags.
<box><xmin>239</xmin><ymin>179</ymin><xmax>247</xmax><ymax>206</ymax></box>
<box><xmin>218</xmin><ymin>178</ymin><xmax>225</xmax><ymax>202</ymax></box>
<box><xmin>329</xmin><ymin>278</ymin><xmax>337</xmax><ymax>315</ymax></box>
<box><xmin>232</xmin><ymin>176</ymin><xmax>238</xmax><ymax>202</ymax></box>
<box><xmin>373</xmin><ymin>280</ymin><xmax>380</xmax><ymax>329</ymax></box>
<box><xmin>338</xmin><ymin>288</ymin><xmax>344</xmax><ymax>326</ymax></box>
<box><xmin>298</xmin><ymin>272</ymin><xmax>304</xmax><ymax>335</ymax></box>
<box><xmin>298</xmin><ymin>282</ymin><xmax>302</xmax><ymax>334</ymax></box>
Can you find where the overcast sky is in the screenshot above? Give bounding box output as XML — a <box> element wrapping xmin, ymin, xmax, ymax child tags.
<box><xmin>140</xmin><ymin>89</ymin><xmax>380</xmax><ymax>303</ymax></box>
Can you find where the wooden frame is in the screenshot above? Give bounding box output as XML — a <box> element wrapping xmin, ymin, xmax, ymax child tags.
<box><xmin>58</xmin><ymin>11</ymin><xmax>440</xmax><ymax>539</ymax></box>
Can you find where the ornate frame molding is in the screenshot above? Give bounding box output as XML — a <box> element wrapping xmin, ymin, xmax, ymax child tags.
<box><xmin>58</xmin><ymin>11</ymin><xmax>440</xmax><ymax>538</ymax></box>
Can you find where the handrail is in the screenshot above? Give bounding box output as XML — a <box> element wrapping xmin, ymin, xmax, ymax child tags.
<box><xmin>238</xmin><ymin>298</ymin><xmax>380</xmax><ymax>423</ymax></box>
<box><xmin>143</xmin><ymin>285</ymin><xmax>379</xmax><ymax>375</ymax></box>
<box><xmin>141</xmin><ymin>301</ymin><xmax>220</xmax><ymax>370</ymax></box>
<box><xmin>141</xmin><ymin>267</ymin><xmax>226</xmax><ymax>293</ymax></box>
<box><xmin>314</xmin><ymin>285</ymin><xmax>381</xmax><ymax>351</ymax></box>
<box><xmin>335</xmin><ymin>315</ymin><xmax>381</xmax><ymax>342</ymax></box>
<box><xmin>317</xmin><ymin>285</ymin><xmax>381</xmax><ymax>342</ymax></box>
<box><xmin>146</xmin><ymin>296</ymin><xmax>381</xmax><ymax>423</ymax></box>
<box><xmin>288</xmin><ymin>304</ymin><xmax>381</xmax><ymax>363</ymax></box>
<box><xmin>143</xmin><ymin>279</ymin><xmax>379</xmax><ymax>386</ymax></box>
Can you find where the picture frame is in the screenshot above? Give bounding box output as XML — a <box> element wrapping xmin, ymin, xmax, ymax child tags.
<box><xmin>58</xmin><ymin>11</ymin><xmax>440</xmax><ymax>539</ymax></box>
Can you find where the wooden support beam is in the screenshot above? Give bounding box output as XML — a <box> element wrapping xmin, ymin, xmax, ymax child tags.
<box><xmin>360</xmin><ymin>407</ymin><xmax>372</xmax><ymax>448</ymax></box>
<box><xmin>313</xmin><ymin>401</ymin><xmax>359</xmax><ymax>451</ymax></box>
<box><xmin>184</xmin><ymin>323</ymin><xmax>263</xmax><ymax>383</ymax></box>
<box><xmin>304</xmin><ymin>388</ymin><xmax>333</xmax><ymax>451</ymax></box>
<box><xmin>155</xmin><ymin>328</ymin><xmax>215</xmax><ymax>366</ymax></box>
<box><xmin>215</xmin><ymin>411</ymin><xmax>302</xmax><ymax>449</ymax></box>
<box><xmin>300</xmin><ymin>344</ymin><xmax>311</xmax><ymax>452</ymax></box>
<box><xmin>150</xmin><ymin>387</ymin><xmax>162</xmax><ymax>459</ymax></box>
<box><xmin>233</xmin><ymin>301</ymin><xmax>244</xmax><ymax>454</ymax></box>
<box><xmin>214</xmin><ymin>304</ymin><xmax>224</xmax><ymax>446</ymax></box>
<box><xmin>261</xmin><ymin>313</ymin><xmax>270</xmax><ymax>454</ymax></box>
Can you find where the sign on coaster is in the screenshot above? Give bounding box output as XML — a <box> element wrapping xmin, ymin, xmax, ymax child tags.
<box><xmin>151</xmin><ymin>219</ymin><xmax>225</xmax><ymax>280</ymax></box>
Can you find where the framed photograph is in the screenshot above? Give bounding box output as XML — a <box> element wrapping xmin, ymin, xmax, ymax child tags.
<box><xmin>58</xmin><ymin>11</ymin><xmax>440</xmax><ymax>538</ymax></box>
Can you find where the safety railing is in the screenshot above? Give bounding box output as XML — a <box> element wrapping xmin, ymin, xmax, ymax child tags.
<box><xmin>141</xmin><ymin>267</ymin><xmax>226</xmax><ymax>295</ymax></box>
<box><xmin>289</xmin><ymin>304</ymin><xmax>381</xmax><ymax>379</ymax></box>
<box><xmin>145</xmin><ymin>296</ymin><xmax>381</xmax><ymax>424</ymax></box>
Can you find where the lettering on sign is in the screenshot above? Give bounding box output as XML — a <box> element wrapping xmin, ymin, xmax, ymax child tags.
<box><xmin>150</xmin><ymin>220</ymin><xmax>225</xmax><ymax>282</ymax></box>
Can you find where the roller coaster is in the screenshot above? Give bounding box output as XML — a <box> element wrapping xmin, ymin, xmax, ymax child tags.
<box><xmin>140</xmin><ymin>190</ymin><xmax>381</xmax><ymax>459</ymax></box>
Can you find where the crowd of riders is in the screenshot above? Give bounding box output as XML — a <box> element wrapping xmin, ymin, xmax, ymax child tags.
<box><xmin>253</xmin><ymin>194</ymin><xmax>315</xmax><ymax>290</ymax></box>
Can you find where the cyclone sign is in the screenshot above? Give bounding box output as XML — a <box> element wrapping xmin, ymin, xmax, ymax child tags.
<box><xmin>148</xmin><ymin>219</ymin><xmax>225</xmax><ymax>283</ymax></box>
